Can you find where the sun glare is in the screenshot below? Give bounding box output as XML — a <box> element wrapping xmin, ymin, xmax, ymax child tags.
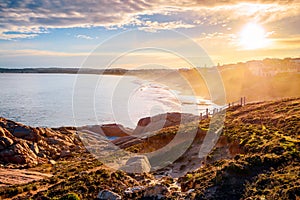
<box><xmin>239</xmin><ymin>23</ymin><xmax>268</xmax><ymax>50</ymax></box>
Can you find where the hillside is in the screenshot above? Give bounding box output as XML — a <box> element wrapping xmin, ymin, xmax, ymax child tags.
<box><xmin>0</xmin><ymin>97</ymin><xmax>299</xmax><ymax>199</ymax></box>
<box><xmin>133</xmin><ymin>58</ymin><xmax>300</xmax><ymax>104</ymax></box>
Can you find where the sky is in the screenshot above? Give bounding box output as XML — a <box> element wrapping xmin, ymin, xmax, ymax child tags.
<box><xmin>0</xmin><ymin>0</ymin><xmax>299</xmax><ymax>68</ymax></box>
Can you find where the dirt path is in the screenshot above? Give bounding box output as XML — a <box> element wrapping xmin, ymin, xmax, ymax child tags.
<box><xmin>0</xmin><ymin>168</ymin><xmax>52</xmax><ymax>186</ymax></box>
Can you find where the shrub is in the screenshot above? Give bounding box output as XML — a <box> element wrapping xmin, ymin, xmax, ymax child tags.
<box><xmin>59</xmin><ymin>193</ymin><xmax>81</xmax><ymax>200</ymax></box>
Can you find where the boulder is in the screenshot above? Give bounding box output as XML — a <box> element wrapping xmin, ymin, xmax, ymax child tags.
<box><xmin>24</xmin><ymin>130</ymin><xmax>41</xmax><ymax>142</ymax></box>
<box><xmin>97</xmin><ymin>189</ymin><xmax>121</xmax><ymax>200</ymax></box>
<box><xmin>12</xmin><ymin>126</ymin><xmax>32</xmax><ymax>138</ymax></box>
<box><xmin>120</xmin><ymin>155</ymin><xmax>151</xmax><ymax>173</ymax></box>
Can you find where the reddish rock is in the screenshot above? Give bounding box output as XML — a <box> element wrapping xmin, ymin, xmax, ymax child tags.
<box><xmin>137</xmin><ymin>117</ymin><xmax>151</xmax><ymax>127</ymax></box>
<box><xmin>78</xmin><ymin>124</ymin><xmax>133</xmax><ymax>137</ymax></box>
<box><xmin>229</xmin><ymin>141</ymin><xmax>244</xmax><ymax>155</ymax></box>
<box><xmin>0</xmin><ymin>141</ymin><xmax>38</xmax><ymax>165</ymax></box>
<box><xmin>60</xmin><ymin>150</ymin><xmax>72</xmax><ymax>158</ymax></box>
<box><xmin>0</xmin><ymin>117</ymin><xmax>85</xmax><ymax>166</ymax></box>
<box><xmin>134</xmin><ymin>112</ymin><xmax>198</xmax><ymax>135</ymax></box>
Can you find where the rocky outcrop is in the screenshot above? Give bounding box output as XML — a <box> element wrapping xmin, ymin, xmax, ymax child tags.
<box><xmin>0</xmin><ymin>117</ymin><xmax>84</xmax><ymax>166</ymax></box>
<box><xmin>78</xmin><ymin>124</ymin><xmax>133</xmax><ymax>137</ymax></box>
<box><xmin>134</xmin><ymin>112</ymin><xmax>199</xmax><ymax>135</ymax></box>
<box><xmin>0</xmin><ymin>136</ymin><xmax>14</xmax><ymax>150</ymax></box>
<box><xmin>120</xmin><ymin>155</ymin><xmax>151</xmax><ymax>173</ymax></box>
<box><xmin>97</xmin><ymin>189</ymin><xmax>122</xmax><ymax>200</ymax></box>
<box><xmin>0</xmin><ymin>141</ymin><xmax>38</xmax><ymax>165</ymax></box>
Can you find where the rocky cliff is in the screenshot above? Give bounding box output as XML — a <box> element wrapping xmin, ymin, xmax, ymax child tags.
<box><xmin>0</xmin><ymin>118</ymin><xmax>84</xmax><ymax>166</ymax></box>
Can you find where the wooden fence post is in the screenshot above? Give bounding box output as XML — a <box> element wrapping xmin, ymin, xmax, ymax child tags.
<box><xmin>241</xmin><ymin>97</ymin><xmax>243</xmax><ymax>106</ymax></box>
<box><xmin>243</xmin><ymin>97</ymin><xmax>246</xmax><ymax>105</ymax></box>
<box><xmin>200</xmin><ymin>113</ymin><xmax>202</xmax><ymax>120</ymax></box>
<box><xmin>206</xmin><ymin>108</ymin><xmax>209</xmax><ymax>117</ymax></box>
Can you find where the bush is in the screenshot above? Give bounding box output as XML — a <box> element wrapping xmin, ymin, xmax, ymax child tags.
<box><xmin>59</xmin><ymin>193</ymin><xmax>81</xmax><ymax>200</ymax></box>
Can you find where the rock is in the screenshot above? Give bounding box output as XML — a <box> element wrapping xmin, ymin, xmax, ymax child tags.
<box><xmin>97</xmin><ymin>189</ymin><xmax>121</xmax><ymax>200</ymax></box>
<box><xmin>49</xmin><ymin>160</ymin><xmax>56</xmax><ymax>165</ymax></box>
<box><xmin>124</xmin><ymin>186</ymin><xmax>144</xmax><ymax>194</ymax></box>
<box><xmin>137</xmin><ymin>116</ymin><xmax>151</xmax><ymax>126</ymax></box>
<box><xmin>0</xmin><ymin>141</ymin><xmax>38</xmax><ymax>165</ymax></box>
<box><xmin>30</xmin><ymin>142</ymin><xmax>39</xmax><ymax>154</ymax></box>
<box><xmin>0</xmin><ymin>117</ymin><xmax>87</xmax><ymax>166</ymax></box>
<box><xmin>37</xmin><ymin>152</ymin><xmax>46</xmax><ymax>158</ymax></box>
<box><xmin>143</xmin><ymin>184</ymin><xmax>169</xmax><ymax>199</ymax></box>
<box><xmin>46</xmin><ymin>137</ymin><xmax>72</xmax><ymax>146</ymax></box>
<box><xmin>0</xmin><ymin>136</ymin><xmax>14</xmax><ymax>147</ymax></box>
<box><xmin>12</xmin><ymin>126</ymin><xmax>31</xmax><ymax>138</ymax></box>
<box><xmin>79</xmin><ymin>124</ymin><xmax>133</xmax><ymax>137</ymax></box>
<box><xmin>0</xmin><ymin>126</ymin><xmax>10</xmax><ymax>137</ymax></box>
<box><xmin>24</xmin><ymin>131</ymin><xmax>41</xmax><ymax>142</ymax></box>
<box><xmin>134</xmin><ymin>112</ymin><xmax>198</xmax><ymax>135</ymax></box>
<box><xmin>120</xmin><ymin>155</ymin><xmax>151</xmax><ymax>173</ymax></box>
<box><xmin>60</xmin><ymin>150</ymin><xmax>72</xmax><ymax>158</ymax></box>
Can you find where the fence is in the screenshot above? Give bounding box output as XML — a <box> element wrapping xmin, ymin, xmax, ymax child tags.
<box><xmin>199</xmin><ymin>97</ymin><xmax>246</xmax><ymax>120</ymax></box>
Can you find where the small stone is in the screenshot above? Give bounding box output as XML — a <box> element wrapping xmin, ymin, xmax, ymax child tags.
<box><xmin>37</xmin><ymin>152</ymin><xmax>46</xmax><ymax>158</ymax></box>
<box><xmin>60</xmin><ymin>150</ymin><xmax>72</xmax><ymax>158</ymax></box>
<box><xmin>97</xmin><ymin>189</ymin><xmax>121</xmax><ymax>200</ymax></box>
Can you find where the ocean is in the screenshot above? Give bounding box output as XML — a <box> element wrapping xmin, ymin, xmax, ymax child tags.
<box><xmin>0</xmin><ymin>73</ymin><xmax>216</xmax><ymax>128</ymax></box>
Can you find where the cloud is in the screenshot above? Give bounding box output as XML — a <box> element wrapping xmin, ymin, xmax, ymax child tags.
<box><xmin>0</xmin><ymin>49</ymin><xmax>89</xmax><ymax>57</ymax></box>
<box><xmin>0</xmin><ymin>0</ymin><xmax>299</xmax><ymax>39</ymax></box>
<box><xmin>138</xmin><ymin>20</ymin><xmax>195</xmax><ymax>32</ymax></box>
<box><xmin>75</xmin><ymin>34</ymin><xmax>93</xmax><ymax>40</ymax></box>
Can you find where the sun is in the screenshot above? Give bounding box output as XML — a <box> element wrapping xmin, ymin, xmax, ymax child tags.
<box><xmin>239</xmin><ymin>23</ymin><xmax>268</xmax><ymax>50</ymax></box>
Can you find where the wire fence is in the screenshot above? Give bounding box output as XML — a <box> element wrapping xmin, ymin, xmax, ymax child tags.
<box><xmin>199</xmin><ymin>97</ymin><xmax>246</xmax><ymax>120</ymax></box>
